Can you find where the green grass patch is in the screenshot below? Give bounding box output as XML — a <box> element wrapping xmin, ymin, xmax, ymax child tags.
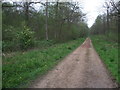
<box><xmin>91</xmin><ymin>35</ymin><xmax>119</xmax><ymax>83</ymax></box>
<box><xmin>2</xmin><ymin>38</ymin><xmax>85</xmax><ymax>88</ymax></box>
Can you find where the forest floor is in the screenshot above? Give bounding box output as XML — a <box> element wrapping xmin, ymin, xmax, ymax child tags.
<box><xmin>30</xmin><ymin>38</ymin><xmax>117</xmax><ymax>88</ymax></box>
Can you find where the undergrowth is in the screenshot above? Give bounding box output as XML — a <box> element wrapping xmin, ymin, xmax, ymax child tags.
<box><xmin>91</xmin><ymin>35</ymin><xmax>119</xmax><ymax>84</ymax></box>
<box><xmin>2</xmin><ymin>38</ymin><xmax>85</xmax><ymax>88</ymax></box>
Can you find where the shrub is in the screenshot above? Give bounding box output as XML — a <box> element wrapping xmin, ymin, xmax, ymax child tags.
<box><xmin>2</xmin><ymin>23</ymin><xmax>35</xmax><ymax>52</ymax></box>
<box><xmin>2</xmin><ymin>25</ymin><xmax>15</xmax><ymax>41</ymax></box>
<box><xmin>17</xmin><ymin>25</ymin><xmax>34</xmax><ymax>50</ymax></box>
<box><xmin>34</xmin><ymin>40</ymin><xmax>55</xmax><ymax>49</ymax></box>
<box><xmin>2</xmin><ymin>41</ymin><xmax>16</xmax><ymax>52</ymax></box>
<box><xmin>2</xmin><ymin>25</ymin><xmax>18</xmax><ymax>52</ymax></box>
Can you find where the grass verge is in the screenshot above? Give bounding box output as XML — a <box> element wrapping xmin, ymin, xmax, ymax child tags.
<box><xmin>2</xmin><ymin>38</ymin><xmax>85</xmax><ymax>88</ymax></box>
<box><xmin>91</xmin><ymin>35</ymin><xmax>119</xmax><ymax>84</ymax></box>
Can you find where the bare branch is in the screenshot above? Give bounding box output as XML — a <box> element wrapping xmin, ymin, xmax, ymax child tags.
<box><xmin>110</xmin><ymin>0</ymin><xmax>120</xmax><ymax>12</ymax></box>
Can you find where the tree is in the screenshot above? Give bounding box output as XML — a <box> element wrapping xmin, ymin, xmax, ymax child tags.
<box><xmin>45</xmin><ymin>0</ymin><xmax>49</xmax><ymax>40</ymax></box>
<box><xmin>2</xmin><ymin>1</ymin><xmax>89</xmax><ymax>52</ymax></box>
<box><xmin>90</xmin><ymin>0</ymin><xmax>119</xmax><ymax>42</ymax></box>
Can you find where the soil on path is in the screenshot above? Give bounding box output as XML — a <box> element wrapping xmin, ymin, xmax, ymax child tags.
<box><xmin>30</xmin><ymin>38</ymin><xmax>117</xmax><ymax>88</ymax></box>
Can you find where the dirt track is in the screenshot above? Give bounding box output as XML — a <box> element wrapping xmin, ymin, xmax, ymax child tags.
<box><xmin>30</xmin><ymin>38</ymin><xmax>117</xmax><ymax>88</ymax></box>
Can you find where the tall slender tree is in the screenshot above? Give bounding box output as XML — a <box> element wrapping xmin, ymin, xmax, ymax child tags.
<box><xmin>45</xmin><ymin>0</ymin><xmax>48</xmax><ymax>40</ymax></box>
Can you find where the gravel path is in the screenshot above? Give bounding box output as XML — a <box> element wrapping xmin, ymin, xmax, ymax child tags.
<box><xmin>30</xmin><ymin>38</ymin><xmax>117</xmax><ymax>88</ymax></box>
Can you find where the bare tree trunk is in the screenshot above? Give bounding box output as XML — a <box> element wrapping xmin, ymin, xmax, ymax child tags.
<box><xmin>23</xmin><ymin>2</ymin><xmax>29</xmax><ymax>26</ymax></box>
<box><xmin>103</xmin><ymin>16</ymin><xmax>106</xmax><ymax>34</ymax></box>
<box><xmin>105</xmin><ymin>2</ymin><xmax>110</xmax><ymax>35</ymax></box>
<box><xmin>25</xmin><ymin>2</ymin><xmax>29</xmax><ymax>22</ymax></box>
<box><xmin>45</xmin><ymin>0</ymin><xmax>48</xmax><ymax>40</ymax></box>
<box><xmin>107</xmin><ymin>7</ymin><xmax>110</xmax><ymax>35</ymax></box>
<box><xmin>59</xmin><ymin>21</ymin><xmax>64</xmax><ymax>40</ymax></box>
<box><xmin>54</xmin><ymin>1</ymin><xmax>59</xmax><ymax>39</ymax></box>
<box><xmin>118</xmin><ymin>12</ymin><xmax>120</xmax><ymax>37</ymax></box>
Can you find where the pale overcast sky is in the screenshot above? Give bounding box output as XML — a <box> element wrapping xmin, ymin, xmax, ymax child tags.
<box><xmin>78</xmin><ymin>0</ymin><xmax>106</xmax><ymax>27</ymax></box>
<box><xmin>3</xmin><ymin>0</ymin><xmax>119</xmax><ymax>27</ymax></box>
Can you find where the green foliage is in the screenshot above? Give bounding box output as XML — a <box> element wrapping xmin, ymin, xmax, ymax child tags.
<box><xmin>2</xmin><ymin>2</ymin><xmax>89</xmax><ymax>46</ymax></box>
<box><xmin>90</xmin><ymin>13</ymin><xmax>118</xmax><ymax>42</ymax></box>
<box><xmin>35</xmin><ymin>40</ymin><xmax>55</xmax><ymax>49</ymax></box>
<box><xmin>91</xmin><ymin>35</ymin><xmax>119</xmax><ymax>83</ymax></box>
<box><xmin>79</xmin><ymin>22</ymin><xmax>89</xmax><ymax>37</ymax></box>
<box><xmin>17</xmin><ymin>24</ymin><xmax>34</xmax><ymax>50</ymax></box>
<box><xmin>90</xmin><ymin>15</ymin><xmax>103</xmax><ymax>35</ymax></box>
<box><xmin>2</xmin><ymin>25</ymin><xmax>15</xmax><ymax>41</ymax></box>
<box><xmin>109</xmin><ymin>32</ymin><xmax>118</xmax><ymax>42</ymax></box>
<box><xmin>2</xmin><ymin>25</ymin><xmax>18</xmax><ymax>52</ymax></box>
<box><xmin>2</xmin><ymin>23</ymin><xmax>35</xmax><ymax>52</ymax></box>
<box><xmin>2</xmin><ymin>41</ymin><xmax>16</xmax><ymax>52</ymax></box>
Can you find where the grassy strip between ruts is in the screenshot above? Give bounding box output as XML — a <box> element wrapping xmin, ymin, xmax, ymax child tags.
<box><xmin>2</xmin><ymin>38</ymin><xmax>85</xmax><ymax>88</ymax></box>
<box><xmin>91</xmin><ymin>35</ymin><xmax>119</xmax><ymax>84</ymax></box>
